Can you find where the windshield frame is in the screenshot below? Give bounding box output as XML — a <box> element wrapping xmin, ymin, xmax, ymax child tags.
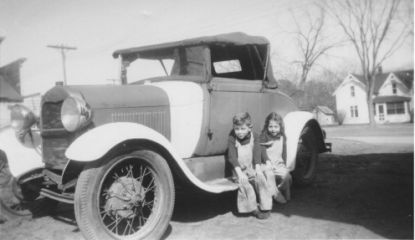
<box><xmin>119</xmin><ymin>45</ymin><xmax>210</xmax><ymax>84</ymax></box>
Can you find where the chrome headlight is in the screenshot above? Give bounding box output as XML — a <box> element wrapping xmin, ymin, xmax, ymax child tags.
<box><xmin>10</xmin><ymin>104</ymin><xmax>37</xmax><ymax>131</ymax></box>
<box><xmin>61</xmin><ymin>96</ymin><xmax>92</xmax><ymax>132</ymax></box>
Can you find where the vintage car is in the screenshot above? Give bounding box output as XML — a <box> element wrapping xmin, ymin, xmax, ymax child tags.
<box><xmin>0</xmin><ymin>32</ymin><xmax>330</xmax><ymax>239</ymax></box>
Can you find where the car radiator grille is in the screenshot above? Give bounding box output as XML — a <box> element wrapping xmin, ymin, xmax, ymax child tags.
<box><xmin>41</xmin><ymin>102</ymin><xmax>64</xmax><ymax>129</ymax></box>
<box><xmin>41</xmin><ymin>102</ymin><xmax>74</xmax><ymax>170</ymax></box>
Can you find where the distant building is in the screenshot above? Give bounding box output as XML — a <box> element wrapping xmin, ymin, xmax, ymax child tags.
<box><xmin>312</xmin><ymin>105</ymin><xmax>336</xmax><ymax>126</ymax></box>
<box><xmin>333</xmin><ymin>69</ymin><xmax>413</xmax><ymax>124</ymax></box>
<box><xmin>23</xmin><ymin>92</ymin><xmax>42</xmax><ymax>115</ymax></box>
<box><xmin>0</xmin><ymin>58</ymin><xmax>25</xmax><ymax>128</ymax></box>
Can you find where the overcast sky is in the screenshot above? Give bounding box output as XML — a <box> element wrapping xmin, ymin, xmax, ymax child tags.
<box><xmin>0</xmin><ymin>0</ymin><xmax>413</xmax><ymax>95</ymax></box>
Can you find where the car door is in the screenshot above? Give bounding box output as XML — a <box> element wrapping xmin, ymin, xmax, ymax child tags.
<box><xmin>201</xmin><ymin>44</ymin><xmax>266</xmax><ymax>155</ymax></box>
<box><xmin>204</xmin><ymin>76</ymin><xmax>263</xmax><ymax>155</ymax></box>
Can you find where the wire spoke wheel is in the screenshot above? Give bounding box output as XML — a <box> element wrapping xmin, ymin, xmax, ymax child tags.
<box><xmin>99</xmin><ymin>159</ymin><xmax>159</xmax><ymax>237</ymax></box>
<box><xmin>74</xmin><ymin>150</ymin><xmax>175</xmax><ymax>240</ymax></box>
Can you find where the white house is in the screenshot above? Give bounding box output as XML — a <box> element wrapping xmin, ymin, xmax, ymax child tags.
<box><xmin>333</xmin><ymin>70</ymin><xmax>413</xmax><ymax>124</ymax></box>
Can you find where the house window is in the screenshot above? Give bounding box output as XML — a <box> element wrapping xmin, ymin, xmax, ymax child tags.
<box><xmin>350</xmin><ymin>105</ymin><xmax>359</xmax><ymax>117</ymax></box>
<box><xmin>392</xmin><ymin>82</ymin><xmax>397</xmax><ymax>94</ymax></box>
<box><xmin>387</xmin><ymin>102</ymin><xmax>405</xmax><ymax>114</ymax></box>
<box><xmin>378</xmin><ymin>105</ymin><xmax>385</xmax><ymax>121</ymax></box>
<box><xmin>350</xmin><ymin>86</ymin><xmax>355</xmax><ymax>97</ymax></box>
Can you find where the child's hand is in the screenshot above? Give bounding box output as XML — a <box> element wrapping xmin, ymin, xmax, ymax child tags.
<box><xmin>255</xmin><ymin>166</ymin><xmax>263</xmax><ymax>176</ymax></box>
<box><xmin>238</xmin><ymin>173</ymin><xmax>249</xmax><ymax>185</ymax></box>
<box><xmin>255</xmin><ymin>164</ymin><xmax>264</xmax><ymax>177</ymax></box>
<box><xmin>235</xmin><ymin>167</ymin><xmax>249</xmax><ymax>185</ymax></box>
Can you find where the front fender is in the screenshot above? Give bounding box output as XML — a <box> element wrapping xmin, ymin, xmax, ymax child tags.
<box><xmin>284</xmin><ymin>111</ymin><xmax>324</xmax><ymax>171</ymax></box>
<box><xmin>0</xmin><ymin>126</ymin><xmax>43</xmax><ymax>178</ymax></box>
<box><xmin>65</xmin><ymin>122</ymin><xmax>235</xmax><ymax>193</ymax></box>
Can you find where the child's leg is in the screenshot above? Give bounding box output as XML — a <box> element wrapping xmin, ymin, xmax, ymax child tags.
<box><xmin>254</xmin><ymin>171</ymin><xmax>272</xmax><ymax>211</ymax></box>
<box><xmin>274</xmin><ymin>166</ymin><xmax>292</xmax><ymax>201</ymax></box>
<box><xmin>261</xmin><ymin>164</ymin><xmax>278</xmax><ymax>198</ymax></box>
<box><xmin>237</xmin><ymin>180</ymin><xmax>258</xmax><ymax>213</ymax></box>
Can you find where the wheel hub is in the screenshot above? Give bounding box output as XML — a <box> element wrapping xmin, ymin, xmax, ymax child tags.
<box><xmin>104</xmin><ymin>176</ymin><xmax>145</xmax><ymax>218</ymax></box>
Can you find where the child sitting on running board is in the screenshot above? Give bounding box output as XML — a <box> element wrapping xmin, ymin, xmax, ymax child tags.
<box><xmin>260</xmin><ymin>112</ymin><xmax>292</xmax><ymax>203</ymax></box>
<box><xmin>227</xmin><ymin>112</ymin><xmax>272</xmax><ymax>219</ymax></box>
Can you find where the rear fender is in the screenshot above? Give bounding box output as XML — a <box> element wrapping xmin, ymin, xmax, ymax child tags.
<box><xmin>64</xmin><ymin>122</ymin><xmax>234</xmax><ymax>193</ymax></box>
<box><xmin>0</xmin><ymin>126</ymin><xmax>43</xmax><ymax>178</ymax></box>
<box><xmin>284</xmin><ymin>111</ymin><xmax>325</xmax><ymax>171</ymax></box>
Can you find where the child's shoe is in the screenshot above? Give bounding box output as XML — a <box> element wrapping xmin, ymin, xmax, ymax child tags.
<box><xmin>259</xmin><ymin>210</ymin><xmax>271</xmax><ymax>219</ymax></box>
<box><xmin>273</xmin><ymin>190</ymin><xmax>287</xmax><ymax>204</ymax></box>
<box><xmin>252</xmin><ymin>209</ymin><xmax>270</xmax><ymax>219</ymax></box>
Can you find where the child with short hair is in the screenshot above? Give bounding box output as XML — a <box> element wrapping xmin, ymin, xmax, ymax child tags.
<box><xmin>260</xmin><ymin>112</ymin><xmax>292</xmax><ymax>203</ymax></box>
<box><xmin>227</xmin><ymin>112</ymin><xmax>272</xmax><ymax>219</ymax></box>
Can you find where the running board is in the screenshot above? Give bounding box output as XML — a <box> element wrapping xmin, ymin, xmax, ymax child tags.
<box><xmin>204</xmin><ymin>177</ymin><xmax>238</xmax><ymax>191</ymax></box>
<box><xmin>183</xmin><ymin>155</ymin><xmax>238</xmax><ymax>193</ymax></box>
<box><xmin>184</xmin><ymin>155</ymin><xmax>231</xmax><ymax>182</ymax></box>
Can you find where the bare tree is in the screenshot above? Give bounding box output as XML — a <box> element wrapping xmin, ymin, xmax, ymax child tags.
<box><xmin>328</xmin><ymin>0</ymin><xmax>411</xmax><ymax>126</ymax></box>
<box><xmin>278</xmin><ymin>69</ymin><xmax>343</xmax><ymax>112</ymax></box>
<box><xmin>292</xmin><ymin>6</ymin><xmax>338</xmax><ymax>89</ymax></box>
<box><xmin>336</xmin><ymin>110</ymin><xmax>346</xmax><ymax>125</ymax></box>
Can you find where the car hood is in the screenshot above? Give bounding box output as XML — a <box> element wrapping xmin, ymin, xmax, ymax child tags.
<box><xmin>42</xmin><ymin>84</ymin><xmax>170</xmax><ymax>109</ymax></box>
<box><xmin>42</xmin><ymin>81</ymin><xmax>205</xmax><ymax>109</ymax></box>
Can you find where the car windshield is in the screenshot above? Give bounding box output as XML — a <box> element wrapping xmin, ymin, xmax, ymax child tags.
<box><xmin>121</xmin><ymin>46</ymin><xmax>205</xmax><ymax>83</ymax></box>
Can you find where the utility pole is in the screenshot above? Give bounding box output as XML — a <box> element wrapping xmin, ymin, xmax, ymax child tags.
<box><xmin>0</xmin><ymin>36</ymin><xmax>5</xmax><ymax>66</ymax></box>
<box><xmin>47</xmin><ymin>44</ymin><xmax>77</xmax><ymax>85</ymax></box>
<box><xmin>106</xmin><ymin>78</ymin><xmax>120</xmax><ymax>85</ymax></box>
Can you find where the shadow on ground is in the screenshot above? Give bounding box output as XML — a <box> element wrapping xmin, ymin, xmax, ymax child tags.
<box><xmin>1</xmin><ymin>152</ymin><xmax>413</xmax><ymax>239</ymax></box>
<box><xmin>169</xmin><ymin>152</ymin><xmax>414</xmax><ymax>239</ymax></box>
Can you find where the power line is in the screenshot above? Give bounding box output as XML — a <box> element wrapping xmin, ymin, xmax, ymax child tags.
<box><xmin>47</xmin><ymin>44</ymin><xmax>77</xmax><ymax>85</ymax></box>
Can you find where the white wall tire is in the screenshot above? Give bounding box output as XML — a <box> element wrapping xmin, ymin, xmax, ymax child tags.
<box><xmin>74</xmin><ymin>150</ymin><xmax>175</xmax><ymax>240</ymax></box>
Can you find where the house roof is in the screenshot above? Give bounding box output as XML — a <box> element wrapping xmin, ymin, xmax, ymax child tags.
<box><xmin>372</xmin><ymin>95</ymin><xmax>411</xmax><ymax>103</ymax></box>
<box><xmin>315</xmin><ymin>105</ymin><xmax>335</xmax><ymax>115</ymax></box>
<box><xmin>113</xmin><ymin>32</ymin><xmax>269</xmax><ymax>58</ymax></box>
<box><xmin>394</xmin><ymin>70</ymin><xmax>413</xmax><ymax>90</ymax></box>
<box><xmin>351</xmin><ymin>72</ymin><xmax>389</xmax><ymax>94</ymax></box>
<box><xmin>351</xmin><ymin>69</ymin><xmax>413</xmax><ymax>94</ymax></box>
<box><xmin>0</xmin><ymin>76</ymin><xmax>22</xmax><ymax>102</ymax></box>
<box><xmin>0</xmin><ymin>58</ymin><xmax>25</xmax><ymax>102</ymax></box>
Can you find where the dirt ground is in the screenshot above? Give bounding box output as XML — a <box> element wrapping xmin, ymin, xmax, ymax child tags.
<box><xmin>0</xmin><ymin>125</ymin><xmax>413</xmax><ymax>240</ymax></box>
